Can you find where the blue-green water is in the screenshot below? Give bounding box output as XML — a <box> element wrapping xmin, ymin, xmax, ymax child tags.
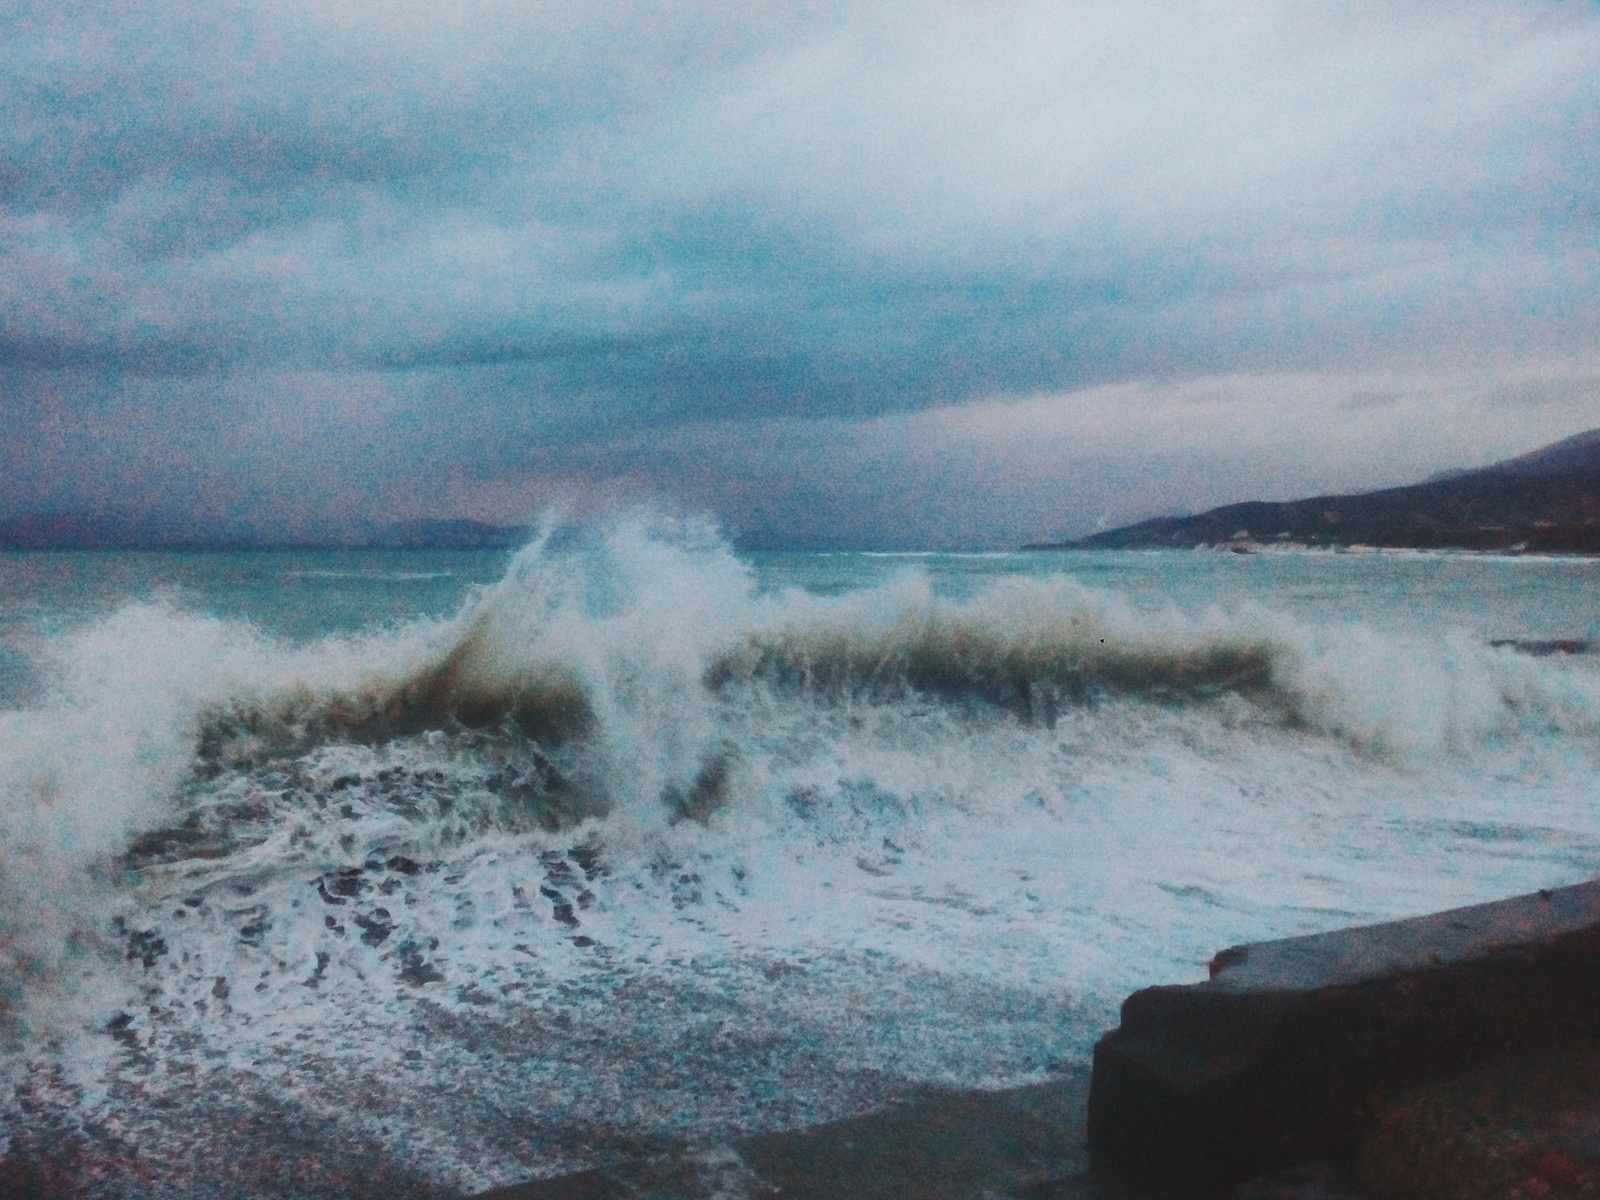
<box><xmin>3</xmin><ymin>524</ymin><xmax>1599</xmax><ymax>1196</ymax></box>
<box><xmin>5</xmin><ymin>544</ymin><xmax>1596</xmax><ymax>701</ymax></box>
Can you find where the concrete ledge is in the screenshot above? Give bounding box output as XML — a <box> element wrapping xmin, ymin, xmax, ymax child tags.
<box><xmin>1356</xmin><ymin>1034</ymin><xmax>1600</xmax><ymax>1200</ymax></box>
<box><xmin>1087</xmin><ymin>880</ymin><xmax>1600</xmax><ymax>1195</ymax></box>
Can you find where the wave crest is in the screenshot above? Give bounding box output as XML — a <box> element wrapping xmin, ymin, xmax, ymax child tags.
<box><xmin>1</xmin><ymin>513</ymin><xmax>1600</xmax><ymax>1035</ymax></box>
<box><xmin>710</xmin><ymin>606</ymin><xmax>1283</xmax><ymax>717</ymax></box>
<box><xmin>193</xmin><ymin>627</ymin><xmax>594</xmax><ymax>775</ymax></box>
<box><xmin>2</xmin><ymin>516</ymin><xmax>1598</xmax><ymax>955</ymax></box>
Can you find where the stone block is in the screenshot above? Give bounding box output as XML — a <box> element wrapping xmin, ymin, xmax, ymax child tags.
<box><xmin>1087</xmin><ymin>880</ymin><xmax>1600</xmax><ymax>1195</ymax></box>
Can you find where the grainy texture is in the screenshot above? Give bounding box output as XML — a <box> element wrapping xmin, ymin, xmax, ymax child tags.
<box><xmin>1088</xmin><ymin>880</ymin><xmax>1600</xmax><ymax>1194</ymax></box>
<box><xmin>1358</xmin><ymin>1038</ymin><xmax>1600</xmax><ymax>1200</ymax></box>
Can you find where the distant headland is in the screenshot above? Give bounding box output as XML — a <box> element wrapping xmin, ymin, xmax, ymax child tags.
<box><xmin>1028</xmin><ymin>427</ymin><xmax>1600</xmax><ymax>554</ymax></box>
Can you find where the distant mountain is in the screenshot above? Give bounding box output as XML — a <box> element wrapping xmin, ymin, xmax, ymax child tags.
<box><xmin>0</xmin><ymin>511</ymin><xmax>252</xmax><ymax>550</ymax></box>
<box><xmin>1031</xmin><ymin>428</ymin><xmax>1600</xmax><ymax>553</ymax></box>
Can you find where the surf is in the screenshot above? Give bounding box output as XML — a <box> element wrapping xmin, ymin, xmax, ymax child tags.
<box><xmin>4</xmin><ymin>513</ymin><xmax>1600</xmax><ymax>1195</ymax></box>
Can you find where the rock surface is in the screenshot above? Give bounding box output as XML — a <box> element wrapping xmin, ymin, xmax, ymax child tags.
<box><xmin>1356</xmin><ymin>1035</ymin><xmax>1600</xmax><ymax>1200</ymax></box>
<box><xmin>1087</xmin><ymin>880</ymin><xmax>1600</xmax><ymax>1195</ymax></box>
<box><xmin>471</xmin><ymin>1068</ymin><xmax>1136</xmax><ymax>1200</ymax></box>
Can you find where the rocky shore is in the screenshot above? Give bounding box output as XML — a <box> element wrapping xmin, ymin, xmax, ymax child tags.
<box><xmin>1089</xmin><ymin>879</ymin><xmax>1600</xmax><ymax>1197</ymax></box>
<box><xmin>475</xmin><ymin>880</ymin><xmax>1600</xmax><ymax>1200</ymax></box>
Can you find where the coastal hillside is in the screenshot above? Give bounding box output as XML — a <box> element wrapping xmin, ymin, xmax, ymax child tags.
<box><xmin>1040</xmin><ymin>427</ymin><xmax>1600</xmax><ymax>552</ymax></box>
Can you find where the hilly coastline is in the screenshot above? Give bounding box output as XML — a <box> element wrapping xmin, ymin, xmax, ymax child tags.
<box><xmin>1035</xmin><ymin>427</ymin><xmax>1600</xmax><ymax>554</ymax></box>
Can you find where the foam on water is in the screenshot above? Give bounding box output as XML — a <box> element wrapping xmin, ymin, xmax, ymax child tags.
<box><xmin>4</xmin><ymin>513</ymin><xmax>1600</xmax><ymax>1196</ymax></box>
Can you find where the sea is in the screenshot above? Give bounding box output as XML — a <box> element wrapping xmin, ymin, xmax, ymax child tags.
<box><xmin>3</xmin><ymin>511</ymin><xmax>1600</xmax><ymax>1198</ymax></box>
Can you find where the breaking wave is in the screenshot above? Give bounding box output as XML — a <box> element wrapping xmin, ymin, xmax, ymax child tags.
<box><xmin>3</xmin><ymin>511</ymin><xmax>1600</xmax><ymax>1024</ymax></box>
<box><xmin>7</xmin><ymin>512</ymin><xmax>1600</xmax><ymax>1197</ymax></box>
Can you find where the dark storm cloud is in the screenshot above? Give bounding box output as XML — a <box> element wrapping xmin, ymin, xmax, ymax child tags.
<box><xmin>3</xmin><ymin>0</ymin><xmax>1599</xmax><ymax>542</ymax></box>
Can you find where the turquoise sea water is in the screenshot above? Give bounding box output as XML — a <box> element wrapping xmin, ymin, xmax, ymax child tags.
<box><xmin>3</xmin><ymin>522</ymin><xmax>1599</xmax><ymax>1196</ymax></box>
<box><xmin>7</xmin><ymin>541</ymin><xmax>1596</xmax><ymax>650</ymax></box>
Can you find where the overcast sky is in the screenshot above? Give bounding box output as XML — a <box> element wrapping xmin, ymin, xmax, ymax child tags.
<box><xmin>4</xmin><ymin>0</ymin><xmax>1598</xmax><ymax>547</ymax></box>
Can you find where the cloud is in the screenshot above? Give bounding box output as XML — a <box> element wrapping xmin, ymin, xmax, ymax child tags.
<box><xmin>580</xmin><ymin>359</ymin><xmax>1600</xmax><ymax>548</ymax></box>
<box><xmin>5</xmin><ymin>354</ymin><xmax>1598</xmax><ymax>548</ymax></box>
<box><xmin>2</xmin><ymin>0</ymin><xmax>1598</xmax><ymax>542</ymax></box>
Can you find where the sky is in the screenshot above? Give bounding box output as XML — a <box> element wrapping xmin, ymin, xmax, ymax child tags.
<box><xmin>3</xmin><ymin>0</ymin><xmax>1598</xmax><ymax>548</ymax></box>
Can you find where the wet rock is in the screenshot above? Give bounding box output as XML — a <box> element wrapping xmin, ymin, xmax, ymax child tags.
<box><xmin>211</xmin><ymin>976</ymin><xmax>229</xmax><ymax>1000</ymax></box>
<box><xmin>386</xmin><ymin>855</ymin><xmax>423</xmax><ymax>875</ymax></box>
<box><xmin>728</xmin><ymin>1071</ymin><xmax>1092</xmax><ymax>1200</ymax></box>
<box><xmin>238</xmin><ymin>914</ymin><xmax>269</xmax><ymax>946</ymax></box>
<box><xmin>1236</xmin><ymin>1159</ymin><xmax>1372</xmax><ymax>1199</ymax></box>
<box><xmin>1088</xmin><ymin>879</ymin><xmax>1600</xmax><ymax>1195</ymax></box>
<box><xmin>304</xmin><ymin>950</ymin><xmax>330</xmax><ymax>988</ymax></box>
<box><xmin>104</xmin><ymin>1012</ymin><xmax>140</xmax><ymax>1049</ymax></box>
<box><xmin>123</xmin><ymin>927</ymin><xmax>168</xmax><ymax>969</ymax></box>
<box><xmin>1489</xmin><ymin>638</ymin><xmax>1594</xmax><ymax>656</ymax></box>
<box><xmin>313</xmin><ymin>865</ymin><xmax>372</xmax><ymax>905</ymax></box>
<box><xmin>1357</xmin><ymin>1037</ymin><xmax>1600</xmax><ymax>1200</ymax></box>
<box><xmin>668</xmin><ymin>871</ymin><xmax>703</xmax><ymax>909</ymax></box>
<box><xmin>542</xmin><ymin>856</ymin><xmax>575</xmax><ymax>883</ymax></box>
<box><xmin>353</xmin><ymin>909</ymin><xmax>395</xmax><ymax>947</ymax></box>
<box><xmin>396</xmin><ymin>940</ymin><xmax>444</xmax><ymax>987</ymax></box>
<box><xmin>315</xmin><ymin>880</ymin><xmax>346</xmax><ymax>905</ymax></box>
<box><xmin>328</xmin><ymin>866</ymin><xmax>368</xmax><ymax>897</ymax></box>
<box><xmin>537</xmin><ymin>883</ymin><xmax>580</xmax><ymax>927</ymax></box>
<box><xmin>569</xmin><ymin>841</ymin><xmax>606</xmax><ymax>880</ymax></box>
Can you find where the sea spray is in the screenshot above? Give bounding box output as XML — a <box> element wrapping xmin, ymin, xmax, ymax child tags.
<box><xmin>5</xmin><ymin>516</ymin><xmax>1600</xmax><ymax>996</ymax></box>
<box><xmin>2</xmin><ymin>516</ymin><xmax>1600</xmax><ymax>1195</ymax></box>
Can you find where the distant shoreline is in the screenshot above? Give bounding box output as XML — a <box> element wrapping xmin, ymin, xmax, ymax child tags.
<box><xmin>2</xmin><ymin>540</ymin><xmax>1598</xmax><ymax>560</ymax></box>
<box><xmin>1021</xmin><ymin>540</ymin><xmax>1600</xmax><ymax>558</ymax></box>
<box><xmin>1028</xmin><ymin>426</ymin><xmax>1600</xmax><ymax>555</ymax></box>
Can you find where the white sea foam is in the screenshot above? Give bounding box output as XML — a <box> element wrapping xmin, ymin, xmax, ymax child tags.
<box><xmin>3</xmin><ymin>514</ymin><xmax>1600</xmax><ymax>1194</ymax></box>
